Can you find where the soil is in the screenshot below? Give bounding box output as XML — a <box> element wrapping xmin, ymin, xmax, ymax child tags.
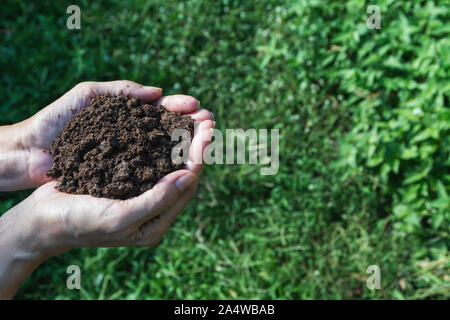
<box><xmin>46</xmin><ymin>95</ymin><xmax>194</xmax><ymax>199</ymax></box>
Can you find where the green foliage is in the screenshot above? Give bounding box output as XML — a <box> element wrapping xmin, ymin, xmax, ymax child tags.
<box><xmin>331</xmin><ymin>1</ymin><xmax>450</xmax><ymax>235</ymax></box>
<box><xmin>0</xmin><ymin>0</ymin><xmax>448</xmax><ymax>299</ymax></box>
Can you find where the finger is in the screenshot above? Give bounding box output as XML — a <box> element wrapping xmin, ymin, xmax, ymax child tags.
<box><xmin>106</xmin><ymin>234</ymin><xmax>163</xmax><ymax>248</ymax></box>
<box><xmin>87</xmin><ymin>80</ymin><xmax>163</xmax><ymax>102</ymax></box>
<box><xmin>133</xmin><ymin>184</ymin><xmax>198</xmax><ymax>246</ymax></box>
<box><xmin>34</xmin><ymin>81</ymin><xmax>163</xmax><ymax>127</ymax></box>
<box><xmin>153</xmin><ymin>95</ymin><xmax>199</xmax><ymax>113</ymax></box>
<box><xmin>111</xmin><ymin>170</ymin><xmax>198</xmax><ymax>227</ymax></box>
<box><xmin>186</xmin><ymin>109</ymin><xmax>214</xmax><ymax>123</ymax></box>
<box><xmin>187</xmin><ymin>120</ymin><xmax>215</xmax><ymax>175</ymax></box>
<box><xmin>192</xmin><ymin>118</ymin><xmax>215</xmax><ymax>137</ymax></box>
<box><xmin>29</xmin><ymin>149</ymin><xmax>54</xmax><ymax>185</ymax></box>
<box><xmin>136</xmin><ymin>237</ymin><xmax>163</xmax><ymax>247</ymax></box>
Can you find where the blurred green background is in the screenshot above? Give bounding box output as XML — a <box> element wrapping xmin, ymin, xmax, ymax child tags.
<box><xmin>1</xmin><ymin>0</ymin><xmax>449</xmax><ymax>299</ymax></box>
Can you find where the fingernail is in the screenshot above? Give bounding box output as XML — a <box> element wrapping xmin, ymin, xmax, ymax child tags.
<box><xmin>212</xmin><ymin>121</ymin><xmax>216</xmax><ymax>127</ymax></box>
<box><xmin>209</xmin><ymin>112</ymin><xmax>214</xmax><ymax>120</ymax></box>
<box><xmin>175</xmin><ymin>173</ymin><xmax>196</xmax><ymax>193</ymax></box>
<box><xmin>196</xmin><ymin>99</ymin><xmax>201</xmax><ymax>107</ymax></box>
<box><xmin>145</xmin><ymin>86</ymin><xmax>163</xmax><ymax>93</ymax></box>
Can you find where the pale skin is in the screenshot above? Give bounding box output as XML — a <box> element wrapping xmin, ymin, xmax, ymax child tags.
<box><xmin>0</xmin><ymin>80</ymin><xmax>214</xmax><ymax>299</ymax></box>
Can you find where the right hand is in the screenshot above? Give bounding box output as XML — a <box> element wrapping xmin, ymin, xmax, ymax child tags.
<box><xmin>22</xmin><ymin>169</ymin><xmax>199</xmax><ymax>256</ymax></box>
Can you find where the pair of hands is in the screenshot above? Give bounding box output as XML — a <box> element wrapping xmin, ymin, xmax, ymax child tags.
<box><xmin>0</xmin><ymin>80</ymin><xmax>214</xmax><ymax>261</ymax></box>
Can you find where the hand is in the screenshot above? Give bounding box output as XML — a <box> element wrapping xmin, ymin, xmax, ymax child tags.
<box><xmin>0</xmin><ymin>81</ymin><xmax>214</xmax><ymax>298</ymax></box>
<box><xmin>0</xmin><ymin>168</ymin><xmax>202</xmax><ymax>299</ymax></box>
<box><xmin>15</xmin><ymin>168</ymin><xmax>200</xmax><ymax>254</ymax></box>
<box><xmin>0</xmin><ymin>80</ymin><xmax>214</xmax><ymax>190</ymax></box>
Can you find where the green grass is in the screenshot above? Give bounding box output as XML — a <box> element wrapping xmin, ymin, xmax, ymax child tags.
<box><xmin>1</xmin><ymin>0</ymin><xmax>448</xmax><ymax>299</ymax></box>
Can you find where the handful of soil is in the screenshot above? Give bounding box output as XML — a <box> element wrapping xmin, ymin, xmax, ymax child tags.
<box><xmin>47</xmin><ymin>95</ymin><xmax>194</xmax><ymax>199</ymax></box>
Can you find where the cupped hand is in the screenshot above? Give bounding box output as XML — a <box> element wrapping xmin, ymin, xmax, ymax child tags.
<box><xmin>25</xmin><ymin>169</ymin><xmax>197</xmax><ymax>256</ymax></box>
<box><xmin>22</xmin><ymin>80</ymin><xmax>214</xmax><ymax>187</ymax></box>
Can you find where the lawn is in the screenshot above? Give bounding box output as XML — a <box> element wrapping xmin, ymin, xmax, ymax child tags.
<box><xmin>0</xmin><ymin>0</ymin><xmax>448</xmax><ymax>299</ymax></box>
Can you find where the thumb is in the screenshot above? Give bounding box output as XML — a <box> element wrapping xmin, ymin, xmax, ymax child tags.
<box><xmin>85</xmin><ymin>80</ymin><xmax>163</xmax><ymax>102</ymax></box>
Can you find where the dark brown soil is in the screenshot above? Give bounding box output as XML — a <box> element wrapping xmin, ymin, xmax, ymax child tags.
<box><xmin>47</xmin><ymin>95</ymin><xmax>194</xmax><ymax>199</ymax></box>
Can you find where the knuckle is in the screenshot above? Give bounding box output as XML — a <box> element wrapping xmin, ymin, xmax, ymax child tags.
<box><xmin>114</xmin><ymin>80</ymin><xmax>140</xmax><ymax>92</ymax></box>
<box><xmin>74</xmin><ymin>81</ymin><xmax>94</xmax><ymax>91</ymax></box>
<box><xmin>73</xmin><ymin>81</ymin><xmax>96</xmax><ymax>97</ymax></box>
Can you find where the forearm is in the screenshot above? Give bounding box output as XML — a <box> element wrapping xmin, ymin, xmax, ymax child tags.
<box><xmin>0</xmin><ymin>122</ymin><xmax>32</xmax><ymax>191</ymax></box>
<box><xmin>0</xmin><ymin>201</ymin><xmax>47</xmax><ymax>299</ymax></box>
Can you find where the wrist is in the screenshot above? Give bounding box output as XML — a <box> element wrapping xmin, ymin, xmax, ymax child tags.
<box><xmin>12</xmin><ymin>192</ymin><xmax>72</xmax><ymax>258</ymax></box>
<box><xmin>0</xmin><ymin>200</ymin><xmax>49</xmax><ymax>258</ymax></box>
<box><xmin>0</xmin><ymin>201</ymin><xmax>48</xmax><ymax>299</ymax></box>
<box><xmin>0</xmin><ymin>121</ymin><xmax>33</xmax><ymax>191</ymax></box>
